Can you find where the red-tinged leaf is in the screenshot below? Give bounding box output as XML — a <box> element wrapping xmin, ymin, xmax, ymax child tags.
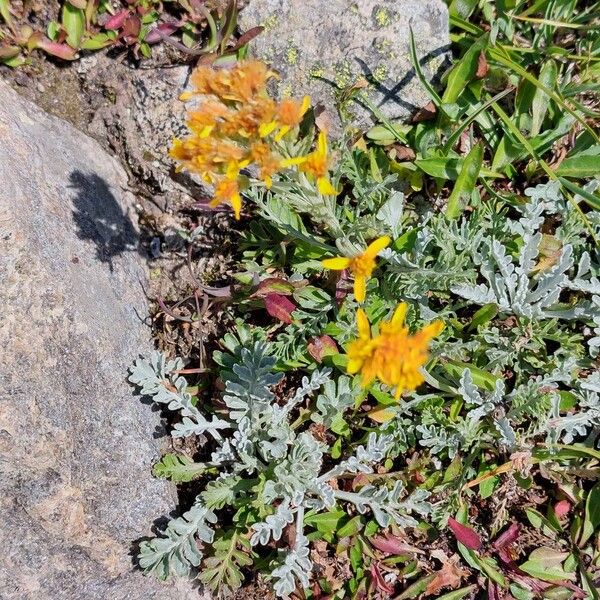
<box><xmin>0</xmin><ymin>45</ymin><xmax>20</xmax><ymax>59</ymax></box>
<box><xmin>264</xmin><ymin>293</ymin><xmax>296</xmax><ymax>324</ymax></box>
<box><xmin>475</xmin><ymin>51</ymin><xmax>489</xmax><ymax>79</ymax></box>
<box><xmin>103</xmin><ymin>9</ymin><xmax>131</xmax><ymax>30</ymax></box>
<box><xmin>369</xmin><ymin>562</ymin><xmax>394</xmax><ymax>595</ymax></box>
<box><xmin>425</xmin><ymin>558</ymin><xmax>469</xmax><ymax>595</ymax></box>
<box><xmin>252</xmin><ymin>277</ymin><xmax>295</xmax><ymax>298</ymax></box>
<box><xmin>554</xmin><ymin>500</ymin><xmax>571</xmax><ymax>519</ymax></box>
<box><xmin>488</xmin><ymin>580</ymin><xmax>501</xmax><ymax>600</ymax></box>
<box><xmin>307</xmin><ymin>335</ymin><xmax>338</xmax><ymax>363</ymax></box>
<box><xmin>31</xmin><ymin>35</ymin><xmax>78</xmax><ymax>60</ymax></box>
<box><xmin>448</xmin><ymin>517</ymin><xmax>482</xmax><ymax>550</ymax></box>
<box><xmin>412</xmin><ymin>100</ymin><xmax>437</xmax><ymax>122</ymax></box>
<box><xmin>493</xmin><ymin>523</ymin><xmax>520</xmax><ymax>551</ymax></box>
<box><xmin>145</xmin><ymin>21</ymin><xmax>181</xmax><ymax>44</ymax></box>
<box><xmin>121</xmin><ymin>13</ymin><xmax>141</xmax><ymax>40</ymax></box>
<box><xmin>335</xmin><ymin>269</ymin><xmax>351</xmax><ymax>305</ymax></box>
<box><xmin>370</xmin><ymin>533</ymin><xmax>423</xmax><ymax>556</ymax></box>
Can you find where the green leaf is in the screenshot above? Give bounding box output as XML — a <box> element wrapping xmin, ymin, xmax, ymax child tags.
<box><xmin>579</xmin><ymin>482</ymin><xmax>600</xmax><ymax>546</ymax></box>
<box><xmin>525</xmin><ymin>508</ymin><xmax>562</xmax><ymax>537</ymax></box>
<box><xmin>62</xmin><ymin>3</ymin><xmax>85</xmax><ymax>48</ymax></box>
<box><xmin>80</xmin><ymin>33</ymin><xmax>112</xmax><ymax>50</ymax></box>
<box><xmin>448</xmin><ymin>0</ymin><xmax>478</xmax><ymax>19</ymax></box>
<box><xmin>531</xmin><ymin>60</ymin><xmax>558</xmax><ymax>136</ymax></box>
<box><xmin>520</xmin><ymin>548</ymin><xmax>575</xmax><ymax>583</ymax></box>
<box><xmin>442</xmin><ymin>35</ymin><xmax>488</xmax><ymax>104</ymax></box>
<box><xmin>337</xmin><ymin>516</ymin><xmax>365</xmax><ymax>538</ymax></box>
<box><xmin>445</xmin><ymin>142</ymin><xmax>484</xmax><ymax>219</ymax></box>
<box><xmin>443</xmin><ymin>360</ymin><xmax>500</xmax><ymax>391</ymax></box>
<box><xmin>467</xmin><ymin>303</ymin><xmax>498</xmax><ymax>331</ymax></box>
<box><xmin>395</xmin><ymin>574</ymin><xmax>436</xmax><ymax>599</ymax></box>
<box><xmin>199</xmin><ymin>530</ymin><xmax>252</xmax><ymax>594</ymax></box>
<box><xmin>558</xmin><ymin>177</ymin><xmax>600</xmax><ymax>211</ymax></box>
<box><xmin>556</xmin><ymin>146</ymin><xmax>600</xmax><ymax>178</ymax></box>
<box><xmin>152</xmin><ymin>453</ymin><xmax>206</xmax><ymax>482</ymax></box>
<box><xmin>0</xmin><ymin>0</ymin><xmax>13</xmax><ymax>25</ymax></box>
<box><xmin>415</xmin><ymin>156</ymin><xmax>503</xmax><ymax>180</ymax></box>
<box><xmin>436</xmin><ymin>586</ymin><xmax>478</xmax><ymax>600</ymax></box>
<box><xmin>305</xmin><ymin>509</ymin><xmax>346</xmax><ymax>534</ymax></box>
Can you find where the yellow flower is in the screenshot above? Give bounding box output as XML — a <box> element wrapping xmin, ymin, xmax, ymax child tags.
<box><xmin>259</xmin><ymin>96</ymin><xmax>311</xmax><ymax>140</ymax></box>
<box><xmin>321</xmin><ymin>236</ymin><xmax>390</xmax><ymax>303</ymax></box>
<box><xmin>282</xmin><ymin>131</ymin><xmax>337</xmax><ymax>196</ymax></box>
<box><xmin>347</xmin><ymin>304</ymin><xmax>444</xmax><ymax>398</ymax></box>
<box><xmin>210</xmin><ymin>161</ymin><xmax>248</xmax><ymax>219</ymax></box>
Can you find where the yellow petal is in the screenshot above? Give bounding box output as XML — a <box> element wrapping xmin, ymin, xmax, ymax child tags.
<box><xmin>274</xmin><ymin>125</ymin><xmax>290</xmax><ymax>141</ymax></box>
<box><xmin>356</xmin><ymin>308</ymin><xmax>371</xmax><ymax>340</ymax></box>
<box><xmin>179</xmin><ymin>91</ymin><xmax>193</xmax><ymax>101</ymax></box>
<box><xmin>364</xmin><ymin>235</ymin><xmax>391</xmax><ymax>259</ymax></box>
<box><xmin>422</xmin><ymin>320</ymin><xmax>445</xmax><ymax>339</ymax></box>
<box><xmin>281</xmin><ymin>156</ymin><xmax>308</xmax><ymax>167</ymax></box>
<box><xmin>322</xmin><ymin>256</ymin><xmax>351</xmax><ymax>270</ymax></box>
<box><xmin>347</xmin><ymin>357</ymin><xmax>363</xmax><ymax>374</ymax></box>
<box><xmin>391</xmin><ymin>303</ymin><xmax>408</xmax><ymax>327</ymax></box>
<box><xmin>230</xmin><ymin>193</ymin><xmax>242</xmax><ymax>220</ymax></box>
<box><xmin>354</xmin><ymin>275</ymin><xmax>367</xmax><ymax>303</ymax></box>
<box><xmin>199</xmin><ymin>125</ymin><xmax>214</xmax><ymax>139</ymax></box>
<box><xmin>317</xmin><ymin>130</ymin><xmax>328</xmax><ymax>155</ymax></box>
<box><xmin>301</xmin><ymin>95</ymin><xmax>311</xmax><ymax>115</ymax></box>
<box><xmin>264</xmin><ymin>175</ymin><xmax>273</xmax><ymax>189</ymax></box>
<box><xmin>259</xmin><ymin>121</ymin><xmax>278</xmax><ymax>137</ymax></box>
<box><xmin>317</xmin><ymin>177</ymin><xmax>337</xmax><ymax>196</ymax></box>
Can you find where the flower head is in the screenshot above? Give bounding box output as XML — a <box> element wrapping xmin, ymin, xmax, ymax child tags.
<box><xmin>283</xmin><ymin>131</ymin><xmax>337</xmax><ymax>195</ymax></box>
<box><xmin>259</xmin><ymin>96</ymin><xmax>311</xmax><ymax>140</ymax></box>
<box><xmin>321</xmin><ymin>236</ymin><xmax>390</xmax><ymax>302</ymax></box>
<box><xmin>347</xmin><ymin>304</ymin><xmax>444</xmax><ymax>398</ymax></box>
<box><xmin>210</xmin><ymin>162</ymin><xmax>246</xmax><ymax>219</ymax></box>
<box><xmin>186</xmin><ymin>60</ymin><xmax>274</xmax><ymax>103</ymax></box>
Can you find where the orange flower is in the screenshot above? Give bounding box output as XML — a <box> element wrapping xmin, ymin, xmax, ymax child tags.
<box><xmin>347</xmin><ymin>304</ymin><xmax>444</xmax><ymax>398</ymax></box>
<box><xmin>169</xmin><ymin>137</ymin><xmax>245</xmax><ymax>179</ymax></box>
<box><xmin>185</xmin><ymin>60</ymin><xmax>273</xmax><ymax>103</ymax></box>
<box><xmin>321</xmin><ymin>236</ymin><xmax>390</xmax><ymax>303</ymax></box>
<box><xmin>220</xmin><ymin>98</ymin><xmax>277</xmax><ymax>139</ymax></box>
<box><xmin>249</xmin><ymin>141</ymin><xmax>283</xmax><ymax>188</ymax></box>
<box><xmin>259</xmin><ymin>96</ymin><xmax>311</xmax><ymax>140</ymax></box>
<box><xmin>210</xmin><ymin>162</ymin><xmax>246</xmax><ymax>219</ymax></box>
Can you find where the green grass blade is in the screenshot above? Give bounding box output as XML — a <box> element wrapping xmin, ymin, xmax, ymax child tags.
<box><xmin>489</xmin><ymin>47</ymin><xmax>600</xmax><ymax>143</ymax></box>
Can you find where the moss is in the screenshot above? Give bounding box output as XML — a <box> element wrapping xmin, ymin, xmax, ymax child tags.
<box><xmin>285</xmin><ymin>44</ymin><xmax>299</xmax><ymax>66</ymax></box>
<box><xmin>334</xmin><ymin>60</ymin><xmax>354</xmax><ymax>88</ymax></box>
<box><xmin>309</xmin><ymin>62</ymin><xmax>326</xmax><ymax>79</ymax></box>
<box><xmin>373</xmin><ymin>6</ymin><xmax>393</xmax><ymax>28</ymax></box>
<box><xmin>261</xmin><ymin>13</ymin><xmax>279</xmax><ymax>32</ymax></box>
<box><xmin>372</xmin><ymin>64</ymin><xmax>389</xmax><ymax>83</ymax></box>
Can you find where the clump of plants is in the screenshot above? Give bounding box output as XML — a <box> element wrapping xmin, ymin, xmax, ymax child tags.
<box><xmin>130</xmin><ymin>1</ymin><xmax>600</xmax><ymax>597</ymax></box>
<box><xmin>0</xmin><ymin>0</ymin><xmax>251</xmax><ymax>66</ymax></box>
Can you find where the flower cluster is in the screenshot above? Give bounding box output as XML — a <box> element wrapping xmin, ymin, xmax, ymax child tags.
<box><xmin>170</xmin><ymin>60</ymin><xmax>336</xmax><ymax>218</ymax></box>
<box><xmin>347</xmin><ymin>304</ymin><xmax>444</xmax><ymax>399</ymax></box>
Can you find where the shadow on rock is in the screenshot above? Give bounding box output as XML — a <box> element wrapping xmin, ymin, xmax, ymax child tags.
<box><xmin>69</xmin><ymin>170</ymin><xmax>139</xmax><ymax>271</ymax></box>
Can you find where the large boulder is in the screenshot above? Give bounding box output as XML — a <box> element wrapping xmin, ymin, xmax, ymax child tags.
<box><xmin>0</xmin><ymin>80</ymin><xmax>194</xmax><ymax>599</ymax></box>
<box><xmin>239</xmin><ymin>0</ymin><xmax>451</xmax><ymax>133</ymax></box>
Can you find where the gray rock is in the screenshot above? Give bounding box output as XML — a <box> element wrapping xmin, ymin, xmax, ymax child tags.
<box><xmin>239</xmin><ymin>0</ymin><xmax>451</xmax><ymax>133</ymax></box>
<box><xmin>0</xmin><ymin>80</ymin><xmax>196</xmax><ymax>600</ymax></box>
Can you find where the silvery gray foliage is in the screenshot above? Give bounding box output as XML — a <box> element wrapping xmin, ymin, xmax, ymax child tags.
<box><xmin>334</xmin><ymin>481</ymin><xmax>432</xmax><ymax>528</ymax></box>
<box><xmin>272</xmin><ymin>532</ymin><xmax>312</xmax><ymax>597</ymax></box>
<box><xmin>589</xmin><ymin>295</ymin><xmax>600</xmax><ymax>358</ymax></box>
<box><xmin>380</xmin><ymin>213</ymin><xmax>482</xmax><ymax>299</ymax></box>
<box><xmin>546</xmin><ymin>373</ymin><xmax>600</xmax><ymax>445</ymax></box>
<box><xmin>138</xmin><ymin>499</ymin><xmax>217</xmax><ymax>580</ymax></box>
<box><xmin>450</xmin><ymin>199</ymin><xmax>586</xmax><ymax>320</ymax></box>
<box><xmin>311</xmin><ymin>375</ymin><xmax>356</xmax><ymax>428</ymax></box>
<box><xmin>318</xmin><ymin>432</ymin><xmax>394</xmax><ymax>480</ymax></box>
<box><xmin>129</xmin><ymin>352</ymin><xmax>230</xmax><ymax>440</ymax></box>
<box><xmin>251</xmin><ymin>501</ymin><xmax>295</xmax><ymax>546</ymax></box>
